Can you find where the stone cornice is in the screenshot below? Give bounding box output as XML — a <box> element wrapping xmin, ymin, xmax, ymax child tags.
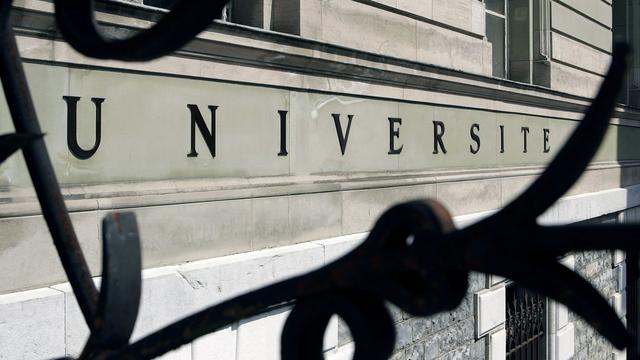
<box><xmin>9</xmin><ymin>0</ymin><xmax>640</xmax><ymax>124</ymax></box>
<box><xmin>0</xmin><ymin>160</ymin><xmax>638</xmax><ymax>218</ymax></box>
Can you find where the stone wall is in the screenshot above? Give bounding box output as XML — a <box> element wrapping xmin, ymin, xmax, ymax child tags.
<box><xmin>389</xmin><ymin>274</ymin><xmax>486</xmax><ymax>359</ymax></box>
<box><xmin>569</xmin><ymin>208</ymin><xmax>640</xmax><ymax>360</ymax></box>
<box><xmin>572</xmin><ymin>249</ymin><xmax>619</xmax><ymax>359</ymax></box>
<box><xmin>3</xmin><ymin>189</ymin><xmax>640</xmax><ymax>359</ymax></box>
<box><xmin>332</xmin><ymin>208</ymin><xmax>637</xmax><ymax>360</ymax></box>
<box><xmin>1</xmin><ymin>1</ymin><xmax>638</xmax><ymax>359</ymax></box>
<box><xmin>350</xmin><ymin>273</ymin><xmax>488</xmax><ymax>360</ymax></box>
<box><xmin>5</xmin><ymin>0</ymin><xmax>640</xmax><ymax>296</ymax></box>
<box><xmin>125</xmin><ymin>0</ymin><xmax>493</xmax><ymax>76</ymax></box>
<box><xmin>549</xmin><ymin>210</ymin><xmax>631</xmax><ymax>360</ymax></box>
<box><xmin>548</xmin><ymin>0</ymin><xmax>613</xmax><ymax>98</ymax></box>
<box><xmin>327</xmin><ymin>206</ymin><xmax>640</xmax><ymax>360</ymax></box>
<box><xmin>123</xmin><ymin>0</ymin><xmax>617</xmax><ymax>97</ymax></box>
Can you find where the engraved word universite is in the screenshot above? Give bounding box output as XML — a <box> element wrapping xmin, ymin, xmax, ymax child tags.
<box><xmin>63</xmin><ymin>97</ymin><xmax>551</xmax><ymax>160</ymax></box>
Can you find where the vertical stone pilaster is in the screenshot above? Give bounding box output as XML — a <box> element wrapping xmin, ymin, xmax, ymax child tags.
<box><xmin>549</xmin><ymin>254</ymin><xmax>576</xmax><ymax>360</ymax></box>
<box><xmin>474</xmin><ymin>282</ymin><xmax>506</xmax><ymax>360</ymax></box>
<box><xmin>488</xmin><ymin>328</ymin><xmax>506</xmax><ymax>360</ymax></box>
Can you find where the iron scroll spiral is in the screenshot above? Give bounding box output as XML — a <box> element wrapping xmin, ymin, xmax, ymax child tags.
<box><xmin>0</xmin><ymin>0</ymin><xmax>639</xmax><ymax>358</ymax></box>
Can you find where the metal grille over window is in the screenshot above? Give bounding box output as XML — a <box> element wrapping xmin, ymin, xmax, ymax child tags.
<box><xmin>506</xmin><ymin>285</ymin><xmax>546</xmax><ymax>360</ymax></box>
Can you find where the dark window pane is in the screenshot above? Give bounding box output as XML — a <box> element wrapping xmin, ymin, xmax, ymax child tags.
<box><xmin>508</xmin><ymin>0</ymin><xmax>531</xmax><ymax>83</ymax></box>
<box><xmin>144</xmin><ymin>0</ymin><xmax>230</xmax><ymax>21</ymax></box>
<box><xmin>613</xmin><ymin>0</ymin><xmax>629</xmax><ymax>104</ymax></box>
<box><xmin>144</xmin><ymin>0</ymin><xmax>176</xmax><ymax>9</ymax></box>
<box><xmin>486</xmin><ymin>14</ymin><xmax>506</xmax><ymax>78</ymax></box>
<box><xmin>486</xmin><ymin>0</ymin><xmax>505</xmax><ymax>15</ymax></box>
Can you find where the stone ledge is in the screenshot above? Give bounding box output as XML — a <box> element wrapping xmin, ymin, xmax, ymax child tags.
<box><xmin>1</xmin><ymin>160</ymin><xmax>638</xmax><ymax>218</ymax></box>
<box><xmin>2</xmin><ymin>181</ymin><xmax>640</xmax><ymax>295</ymax></box>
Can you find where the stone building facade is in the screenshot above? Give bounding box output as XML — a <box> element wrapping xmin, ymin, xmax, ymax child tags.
<box><xmin>1</xmin><ymin>0</ymin><xmax>640</xmax><ymax>359</ymax></box>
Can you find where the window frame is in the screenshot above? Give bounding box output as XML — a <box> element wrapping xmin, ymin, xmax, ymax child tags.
<box><xmin>486</xmin><ymin>0</ymin><xmax>509</xmax><ymax>79</ymax></box>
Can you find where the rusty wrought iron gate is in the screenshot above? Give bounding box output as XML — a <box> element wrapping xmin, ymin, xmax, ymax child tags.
<box><xmin>506</xmin><ymin>285</ymin><xmax>546</xmax><ymax>360</ymax></box>
<box><xmin>1</xmin><ymin>1</ymin><xmax>640</xmax><ymax>359</ymax></box>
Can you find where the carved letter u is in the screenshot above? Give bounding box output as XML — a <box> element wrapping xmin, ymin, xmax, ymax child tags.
<box><xmin>63</xmin><ymin>96</ymin><xmax>105</xmax><ymax>160</ymax></box>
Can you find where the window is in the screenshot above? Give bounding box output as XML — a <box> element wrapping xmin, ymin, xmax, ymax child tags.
<box><xmin>486</xmin><ymin>0</ymin><xmax>507</xmax><ymax>78</ymax></box>
<box><xmin>508</xmin><ymin>0</ymin><xmax>532</xmax><ymax>83</ymax></box>
<box><xmin>613</xmin><ymin>0</ymin><xmax>640</xmax><ymax>107</ymax></box>
<box><xmin>143</xmin><ymin>0</ymin><xmax>232</xmax><ymax>21</ymax></box>
<box><xmin>486</xmin><ymin>0</ymin><xmax>538</xmax><ymax>83</ymax></box>
<box><xmin>141</xmin><ymin>0</ymin><xmax>300</xmax><ymax>36</ymax></box>
<box><xmin>506</xmin><ymin>283</ymin><xmax>547</xmax><ymax>359</ymax></box>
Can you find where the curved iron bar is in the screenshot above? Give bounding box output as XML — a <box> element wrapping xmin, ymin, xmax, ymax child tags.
<box><xmin>80</xmin><ymin>213</ymin><xmax>141</xmax><ymax>358</ymax></box>
<box><xmin>0</xmin><ymin>0</ymin><xmax>639</xmax><ymax>358</ymax></box>
<box><xmin>53</xmin><ymin>0</ymin><xmax>228</xmax><ymax>61</ymax></box>
<box><xmin>0</xmin><ymin>0</ymin><xmax>99</xmax><ymax>329</ymax></box>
